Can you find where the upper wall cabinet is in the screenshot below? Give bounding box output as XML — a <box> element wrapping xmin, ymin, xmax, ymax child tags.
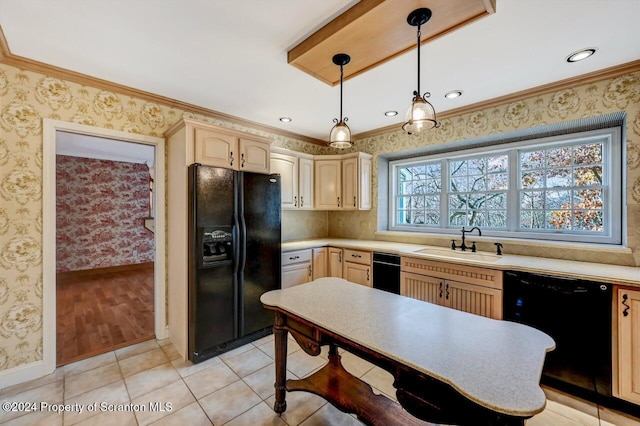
<box><xmin>167</xmin><ymin>118</ymin><xmax>272</xmax><ymax>174</ymax></box>
<box><xmin>270</xmin><ymin>148</ymin><xmax>314</xmax><ymax>210</ymax></box>
<box><xmin>315</xmin><ymin>152</ymin><xmax>372</xmax><ymax>211</ymax></box>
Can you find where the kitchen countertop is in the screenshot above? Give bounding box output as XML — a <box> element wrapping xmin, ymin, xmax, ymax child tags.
<box><xmin>282</xmin><ymin>238</ymin><xmax>640</xmax><ymax>287</ymax></box>
<box><xmin>261</xmin><ymin>278</ymin><xmax>555</xmax><ymax>417</ymax></box>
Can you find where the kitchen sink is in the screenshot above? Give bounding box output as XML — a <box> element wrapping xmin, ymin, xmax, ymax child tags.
<box><xmin>413</xmin><ymin>247</ymin><xmax>502</xmax><ymax>263</ymax></box>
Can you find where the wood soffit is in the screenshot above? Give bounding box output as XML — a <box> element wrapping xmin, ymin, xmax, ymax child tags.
<box><xmin>1</xmin><ymin>25</ymin><xmax>639</xmax><ymax>146</ymax></box>
<box><xmin>288</xmin><ymin>0</ymin><xmax>496</xmax><ymax>86</ymax></box>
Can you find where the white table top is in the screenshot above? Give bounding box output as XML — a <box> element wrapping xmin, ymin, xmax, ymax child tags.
<box><xmin>261</xmin><ymin>278</ymin><xmax>555</xmax><ymax>417</ymax></box>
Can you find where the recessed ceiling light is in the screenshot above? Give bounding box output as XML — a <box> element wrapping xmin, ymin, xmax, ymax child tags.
<box><xmin>566</xmin><ymin>48</ymin><xmax>597</xmax><ymax>63</ymax></box>
<box><xmin>384</xmin><ymin>111</ymin><xmax>398</xmax><ymax>117</ymax></box>
<box><xmin>279</xmin><ymin>117</ymin><xmax>292</xmax><ymax>122</ymax></box>
<box><xmin>445</xmin><ymin>90</ymin><xmax>463</xmax><ymax>99</ymax></box>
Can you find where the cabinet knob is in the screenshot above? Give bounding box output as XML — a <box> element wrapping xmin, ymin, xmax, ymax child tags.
<box><xmin>294</xmin><ymin>196</ymin><xmax>297</xmax><ymax>207</ymax></box>
<box><xmin>308</xmin><ymin>265</ymin><xmax>312</xmax><ymax>277</ymax></box>
<box><xmin>241</xmin><ymin>153</ymin><xmax>245</xmax><ymax>167</ymax></box>
<box><xmin>300</xmin><ymin>196</ymin><xmax>304</xmax><ymax>207</ymax></box>
<box><xmin>337</xmin><ymin>196</ymin><xmax>341</xmax><ymax>207</ymax></box>
<box><xmin>229</xmin><ymin>152</ymin><xmax>234</xmax><ymax>166</ymax></box>
<box><xmin>353</xmin><ymin>196</ymin><xmax>356</xmax><ymax>207</ymax></box>
<box><xmin>367</xmin><ymin>268</ymin><xmax>370</xmax><ymax>281</ymax></box>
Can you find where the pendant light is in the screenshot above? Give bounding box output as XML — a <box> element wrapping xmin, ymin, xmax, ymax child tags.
<box><xmin>402</xmin><ymin>8</ymin><xmax>440</xmax><ymax>135</ymax></box>
<box><xmin>329</xmin><ymin>53</ymin><xmax>353</xmax><ymax>149</ymax></box>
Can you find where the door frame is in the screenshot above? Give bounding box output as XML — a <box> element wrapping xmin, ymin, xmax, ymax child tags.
<box><xmin>42</xmin><ymin>118</ymin><xmax>167</xmax><ymax>373</ymax></box>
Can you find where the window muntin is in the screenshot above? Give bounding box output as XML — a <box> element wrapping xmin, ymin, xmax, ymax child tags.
<box><xmin>389</xmin><ymin>128</ymin><xmax>621</xmax><ymax>245</ymax></box>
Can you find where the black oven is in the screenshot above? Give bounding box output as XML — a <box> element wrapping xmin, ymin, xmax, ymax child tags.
<box><xmin>503</xmin><ymin>271</ymin><xmax>612</xmax><ymax>402</ymax></box>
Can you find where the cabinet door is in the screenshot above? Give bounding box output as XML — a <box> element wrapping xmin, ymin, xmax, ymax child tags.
<box><xmin>328</xmin><ymin>247</ymin><xmax>343</xmax><ymax>278</ymax></box>
<box><xmin>270</xmin><ymin>153</ymin><xmax>298</xmax><ymax>209</ymax></box>
<box><xmin>359</xmin><ymin>155</ymin><xmax>372</xmax><ymax>210</ymax></box>
<box><xmin>342</xmin><ymin>157</ymin><xmax>358</xmax><ymax>210</ymax></box>
<box><xmin>315</xmin><ymin>159</ymin><xmax>341</xmax><ymax>209</ymax></box>
<box><xmin>239</xmin><ymin>138</ymin><xmax>270</xmax><ymax>174</ymax></box>
<box><xmin>400</xmin><ymin>272</ymin><xmax>443</xmax><ymax>305</ymax></box>
<box><xmin>194</xmin><ymin>128</ymin><xmax>237</xmax><ymax>168</ymax></box>
<box><xmin>298</xmin><ymin>157</ymin><xmax>314</xmax><ymax>210</ymax></box>
<box><xmin>443</xmin><ymin>280</ymin><xmax>502</xmax><ymax>320</ymax></box>
<box><xmin>343</xmin><ymin>262</ymin><xmax>371</xmax><ymax>287</ymax></box>
<box><xmin>617</xmin><ymin>288</ymin><xmax>640</xmax><ymax>404</ymax></box>
<box><xmin>282</xmin><ymin>262</ymin><xmax>312</xmax><ymax>289</ymax></box>
<box><xmin>312</xmin><ymin>248</ymin><xmax>327</xmax><ymax>280</ymax></box>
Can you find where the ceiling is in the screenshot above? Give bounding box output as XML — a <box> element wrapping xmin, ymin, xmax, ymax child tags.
<box><xmin>56</xmin><ymin>131</ymin><xmax>155</xmax><ymax>166</ymax></box>
<box><xmin>1</xmin><ymin>0</ymin><xmax>639</xmax><ymax>142</ymax></box>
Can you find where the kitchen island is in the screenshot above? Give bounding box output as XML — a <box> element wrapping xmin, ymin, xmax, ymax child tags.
<box><xmin>261</xmin><ymin>278</ymin><xmax>555</xmax><ymax>426</ymax></box>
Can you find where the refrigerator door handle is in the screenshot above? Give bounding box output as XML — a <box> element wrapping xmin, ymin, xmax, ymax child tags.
<box><xmin>232</xmin><ymin>215</ymin><xmax>240</xmax><ymax>274</ymax></box>
<box><xmin>239</xmin><ymin>213</ymin><xmax>247</xmax><ymax>274</ymax></box>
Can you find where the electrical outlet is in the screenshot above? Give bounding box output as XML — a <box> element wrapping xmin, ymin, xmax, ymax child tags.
<box><xmin>133</xmin><ymin>250</ymin><xmax>138</xmax><ymax>256</ymax></box>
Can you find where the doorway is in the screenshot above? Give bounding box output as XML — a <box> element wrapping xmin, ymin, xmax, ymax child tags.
<box><xmin>42</xmin><ymin>119</ymin><xmax>166</xmax><ymax>373</ymax></box>
<box><xmin>55</xmin><ymin>134</ymin><xmax>156</xmax><ymax>365</ymax></box>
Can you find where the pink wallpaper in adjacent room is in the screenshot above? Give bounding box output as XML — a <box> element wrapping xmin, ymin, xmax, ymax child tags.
<box><xmin>56</xmin><ymin>155</ymin><xmax>154</xmax><ymax>272</ymax></box>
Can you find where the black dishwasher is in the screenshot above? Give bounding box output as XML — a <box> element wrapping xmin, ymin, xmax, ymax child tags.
<box><xmin>503</xmin><ymin>271</ymin><xmax>612</xmax><ymax>403</ymax></box>
<box><xmin>372</xmin><ymin>252</ymin><xmax>400</xmax><ymax>294</ymax></box>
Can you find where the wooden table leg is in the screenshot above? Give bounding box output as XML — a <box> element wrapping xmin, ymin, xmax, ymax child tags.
<box><xmin>273</xmin><ymin>311</ymin><xmax>288</xmax><ymax>414</ymax></box>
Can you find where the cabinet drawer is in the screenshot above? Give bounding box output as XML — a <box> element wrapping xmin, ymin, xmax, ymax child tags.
<box><xmin>401</xmin><ymin>256</ymin><xmax>502</xmax><ymax>290</ymax></box>
<box><xmin>343</xmin><ymin>249</ymin><xmax>371</xmax><ymax>265</ymax></box>
<box><xmin>282</xmin><ymin>249</ymin><xmax>312</xmax><ymax>266</ymax></box>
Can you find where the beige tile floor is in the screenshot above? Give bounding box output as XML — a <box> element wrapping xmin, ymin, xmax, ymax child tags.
<box><xmin>1</xmin><ymin>335</ymin><xmax>639</xmax><ymax>426</ymax></box>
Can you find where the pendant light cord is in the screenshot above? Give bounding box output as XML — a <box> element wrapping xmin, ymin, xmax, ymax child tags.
<box><xmin>416</xmin><ymin>25</ymin><xmax>422</xmax><ymax>96</ymax></box>
<box><xmin>339</xmin><ymin>64</ymin><xmax>344</xmax><ymax>120</ymax></box>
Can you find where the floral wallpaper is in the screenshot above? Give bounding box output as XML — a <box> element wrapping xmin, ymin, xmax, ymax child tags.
<box><xmin>0</xmin><ymin>59</ymin><xmax>639</xmax><ymax>375</ymax></box>
<box><xmin>328</xmin><ymin>72</ymin><xmax>640</xmax><ymax>267</ymax></box>
<box><xmin>56</xmin><ymin>155</ymin><xmax>154</xmax><ymax>273</ymax></box>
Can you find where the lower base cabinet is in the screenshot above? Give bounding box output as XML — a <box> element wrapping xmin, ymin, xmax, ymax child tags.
<box><xmin>328</xmin><ymin>247</ymin><xmax>343</xmax><ymax>278</ymax></box>
<box><xmin>343</xmin><ymin>249</ymin><xmax>371</xmax><ymax>287</ymax></box>
<box><xmin>614</xmin><ymin>287</ymin><xmax>640</xmax><ymax>405</ymax></box>
<box><xmin>282</xmin><ymin>249</ymin><xmax>312</xmax><ymax>289</ymax></box>
<box><xmin>400</xmin><ymin>256</ymin><xmax>502</xmax><ymax>320</ymax></box>
<box><xmin>312</xmin><ymin>247</ymin><xmax>328</xmax><ymax>280</ymax></box>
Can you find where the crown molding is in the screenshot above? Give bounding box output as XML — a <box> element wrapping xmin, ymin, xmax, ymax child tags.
<box><xmin>0</xmin><ymin>26</ymin><xmax>325</xmax><ymax>146</ymax></box>
<box><xmin>354</xmin><ymin>59</ymin><xmax>640</xmax><ymax>140</ymax></box>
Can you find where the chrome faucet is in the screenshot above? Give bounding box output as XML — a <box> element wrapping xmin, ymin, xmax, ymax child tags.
<box><xmin>460</xmin><ymin>226</ymin><xmax>481</xmax><ymax>251</ymax></box>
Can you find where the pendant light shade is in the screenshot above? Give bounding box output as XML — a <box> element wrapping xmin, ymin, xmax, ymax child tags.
<box><xmin>402</xmin><ymin>8</ymin><xmax>439</xmax><ymax>135</ymax></box>
<box><xmin>329</xmin><ymin>53</ymin><xmax>353</xmax><ymax>149</ymax></box>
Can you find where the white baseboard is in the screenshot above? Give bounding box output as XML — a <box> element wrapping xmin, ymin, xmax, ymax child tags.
<box><xmin>0</xmin><ymin>360</ymin><xmax>53</xmax><ymax>389</ymax></box>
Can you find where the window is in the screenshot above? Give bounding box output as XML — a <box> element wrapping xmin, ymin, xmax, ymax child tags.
<box><xmin>389</xmin><ymin>128</ymin><xmax>622</xmax><ymax>244</ymax></box>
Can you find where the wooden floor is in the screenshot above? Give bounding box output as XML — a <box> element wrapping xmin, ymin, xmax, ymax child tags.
<box><xmin>56</xmin><ymin>266</ymin><xmax>155</xmax><ymax>366</ymax></box>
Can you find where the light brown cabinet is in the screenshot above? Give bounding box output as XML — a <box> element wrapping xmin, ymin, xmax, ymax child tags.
<box><xmin>282</xmin><ymin>249</ymin><xmax>312</xmax><ymax>289</ymax></box>
<box><xmin>312</xmin><ymin>247</ymin><xmax>328</xmax><ymax>280</ymax></box>
<box><xmin>400</xmin><ymin>257</ymin><xmax>502</xmax><ymax>319</ymax></box>
<box><xmin>270</xmin><ymin>148</ymin><xmax>314</xmax><ymax>210</ymax></box>
<box><xmin>343</xmin><ymin>249</ymin><xmax>372</xmax><ymax>287</ymax></box>
<box><xmin>314</xmin><ymin>152</ymin><xmax>372</xmax><ymax>210</ymax></box>
<box><xmin>328</xmin><ymin>247</ymin><xmax>343</xmax><ymax>278</ymax></box>
<box><xmin>170</xmin><ymin>118</ymin><xmax>271</xmax><ymax>173</ymax></box>
<box><xmin>614</xmin><ymin>287</ymin><xmax>640</xmax><ymax>405</ymax></box>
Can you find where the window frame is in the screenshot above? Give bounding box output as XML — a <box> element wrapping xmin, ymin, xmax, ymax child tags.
<box><xmin>388</xmin><ymin>127</ymin><xmax>622</xmax><ymax>245</ymax></box>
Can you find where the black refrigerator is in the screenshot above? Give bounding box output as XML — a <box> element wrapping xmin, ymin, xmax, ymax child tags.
<box><xmin>188</xmin><ymin>163</ymin><xmax>281</xmax><ymax>363</ymax></box>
